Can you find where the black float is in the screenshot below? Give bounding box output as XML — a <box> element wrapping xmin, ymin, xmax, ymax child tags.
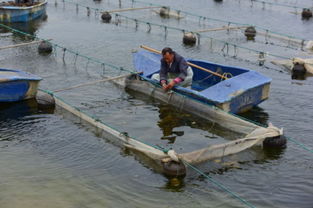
<box><xmin>263</xmin><ymin>135</ymin><xmax>287</xmax><ymax>148</ymax></box>
<box><xmin>182</xmin><ymin>32</ymin><xmax>197</xmax><ymax>45</ymax></box>
<box><xmin>36</xmin><ymin>91</ymin><xmax>55</xmax><ymax>110</ymax></box>
<box><xmin>302</xmin><ymin>8</ymin><xmax>312</xmax><ymax>19</ymax></box>
<box><xmin>38</xmin><ymin>41</ymin><xmax>53</xmax><ymax>54</ymax></box>
<box><xmin>101</xmin><ymin>12</ymin><xmax>112</xmax><ymax>23</ymax></box>
<box><xmin>159</xmin><ymin>6</ymin><xmax>170</xmax><ymax>18</ymax></box>
<box><xmin>162</xmin><ymin>161</ymin><xmax>186</xmax><ymax>177</ymax></box>
<box><xmin>244</xmin><ymin>26</ymin><xmax>257</xmax><ymax>40</ymax></box>
<box><xmin>291</xmin><ymin>62</ymin><xmax>307</xmax><ymax>80</ymax></box>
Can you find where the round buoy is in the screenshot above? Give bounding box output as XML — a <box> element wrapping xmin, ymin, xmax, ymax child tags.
<box><xmin>302</xmin><ymin>8</ymin><xmax>312</xmax><ymax>19</ymax></box>
<box><xmin>38</xmin><ymin>41</ymin><xmax>53</xmax><ymax>54</ymax></box>
<box><xmin>258</xmin><ymin>52</ymin><xmax>265</xmax><ymax>66</ymax></box>
<box><xmin>244</xmin><ymin>26</ymin><xmax>257</xmax><ymax>40</ymax></box>
<box><xmin>159</xmin><ymin>6</ymin><xmax>170</xmax><ymax>18</ymax></box>
<box><xmin>36</xmin><ymin>91</ymin><xmax>55</xmax><ymax>110</ymax></box>
<box><xmin>162</xmin><ymin>161</ymin><xmax>186</xmax><ymax>177</ymax></box>
<box><xmin>292</xmin><ymin>62</ymin><xmax>307</xmax><ymax>76</ymax></box>
<box><xmin>101</xmin><ymin>12</ymin><xmax>112</xmax><ymax>23</ymax></box>
<box><xmin>214</xmin><ymin>0</ymin><xmax>223</xmax><ymax>2</ymax></box>
<box><xmin>183</xmin><ymin>32</ymin><xmax>197</xmax><ymax>45</ymax></box>
<box><xmin>263</xmin><ymin>135</ymin><xmax>287</xmax><ymax>148</ymax></box>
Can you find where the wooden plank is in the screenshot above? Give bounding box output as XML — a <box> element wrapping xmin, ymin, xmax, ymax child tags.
<box><xmin>0</xmin><ymin>39</ymin><xmax>52</xmax><ymax>50</ymax></box>
<box><xmin>194</xmin><ymin>26</ymin><xmax>247</xmax><ymax>33</ymax></box>
<box><xmin>104</xmin><ymin>6</ymin><xmax>161</xmax><ymax>13</ymax></box>
<box><xmin>53</xmin><ymin>73</ymin><xmax>134</xmax><ymax>93</ymax></box>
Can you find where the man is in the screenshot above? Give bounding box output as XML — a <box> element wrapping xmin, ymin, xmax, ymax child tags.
<box><xmin>152</xmin><ymin>47</ymin><xmax>193</xmax><ymax>91</ymax></box>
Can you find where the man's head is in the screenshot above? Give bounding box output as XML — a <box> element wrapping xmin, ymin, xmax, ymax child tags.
<box><xmin>162</xmin><ymin>47</ymin><xmax>174</xmax><ymax>64</ymax></box>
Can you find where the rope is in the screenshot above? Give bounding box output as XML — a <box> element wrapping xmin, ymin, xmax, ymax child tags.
<box><xmin>0</xmin><ymin>39</ymin><xmax>52</xmax><ymax>50</ymax></box>
<box><xmin>53</xmin><ymin>73</ymin><xmax>134</xmax><ymax>93</ymax></box>
<box><xmin>222</xmin><ymin>72</ymin><xmax>233</xmax><ymax>80</ymax></box>
<box><xmin>182</xmin><ymin>160</ymin><xmax>257</xmax><ymax>208</ymax></box>
<box><xmin>286</xmin><ymin>136</ymin><xmax>313</xmax><ymax>154</ymax></box>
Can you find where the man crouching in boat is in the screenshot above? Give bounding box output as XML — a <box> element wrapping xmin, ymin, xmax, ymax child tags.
<box><xmin>152</xmin><ymin>47</ymin><xmax>193</xmax><ymax>91</ymax></box>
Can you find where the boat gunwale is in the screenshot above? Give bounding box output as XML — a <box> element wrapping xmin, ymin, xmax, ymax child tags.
<box><xmin>0</xmin><ymin>1</ymin><xmax>47</xmax><ymax>10</ymax></box>
<box><xmin>0</xmin><ymin>68</ymin><xmax>42</xmax><ymax>81</ymax></box>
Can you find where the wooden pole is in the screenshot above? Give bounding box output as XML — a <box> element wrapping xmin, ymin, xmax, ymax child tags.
<box><xmin>194</xmin><ymin>26</ymin><xmax>247</xmax><ymax>33</ymax></box>
<box><xmin>257</xmin><ymin>31</ymin><xmax>303</xmax><ymax>45</ymax></box>
<box><xmin>53</xmin><ymin>73</ymin><xmax>134</xmax><ymax>93</ymax></box>
<box><xmin>103</xmin><ymin>6</ymin><xmax>161</xmax><ymax>14</ymax></box>
<box><xmin>140</xmin><ymin>45</ymin><xmax>227</xmax><ymax>80</ymax></box>
<box><xmin>0</xmin><ymin>39</ymin><xmax>52</xmax><ymax>50</ymax></box>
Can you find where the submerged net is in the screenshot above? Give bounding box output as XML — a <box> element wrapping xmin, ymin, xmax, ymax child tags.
<box><xmin>178</xmin><ymin>124</ymin><xmax>282</xmax><ymax>164</ymax></box>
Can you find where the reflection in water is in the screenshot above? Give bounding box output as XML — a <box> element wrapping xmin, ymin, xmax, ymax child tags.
<box><xmin>163</xmin><ymin>176</ymin><xmax>185</xmax><ymax>192</ymax></box>
<box><xmin>0</xmin><ymin>99</ymin><xmax>38</xmax><ymax>120</ymax></box>
<box><xmin>156</xmin><ymin>102</ymin><xmax>233</xmax><ymax>142</ymax></box>
<box><xmin>157</xmin><ymin>104</ymin><xmax>187</xmax><ymax>143</ymax></box>
<box><xmin>238</xmin><ymin>106</ymin><xmax>269</xmax><ymax>126</ymax></box>
<box><xmin>291</xmin><ymin>72</ymin><xmax>306</xmax><ymax>80</ymax></box>
<box><xmin>156</xmin><ymin>102</ymin><xmax>248</xmax><ymax>143</ymax></box>
<box><xmin>262</xmin><ymin>146</ymin><xmax>286</xmax><ymax>160</ymax></box>
<box><xmin>291</xmin><ymin>72</ymin><xmax>313</xmax><ymax>80</ymax></box>
<box><xmin>0</xmin><ymin>98</ymin><xmax>54</xmax><ymax>121</ymax></box>
<box><xmin>0</xmin><ymin>14</ymin><xmax>47</xmax><ymax>41</ymax></box>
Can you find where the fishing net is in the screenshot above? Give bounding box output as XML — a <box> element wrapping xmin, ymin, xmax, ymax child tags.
<box><xmin>178</xmin><ymin>124</ymin><xmax>282</xmax><ymax>164</ymax></box>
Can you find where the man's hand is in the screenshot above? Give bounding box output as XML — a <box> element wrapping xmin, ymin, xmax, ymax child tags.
<box><xmin>164</xmin><ymin>80</ymin><xmax>176</xmax><ymax>91</ymax></box>
<box><xmin>162</xmin><ymin>82</ymin><xmax>167</xmax><ymax>91</ymax></box>
<box><xmin>167</xmin><ymin>80</ymin><xmax>176</xmax><ymax>90</ymax></box>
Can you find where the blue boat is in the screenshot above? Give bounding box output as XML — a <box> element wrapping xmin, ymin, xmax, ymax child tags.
<box><xmin>0</xmin><ymin>68</ymin><xmax>41</xmax><ymax>102</ymax></box>
<box><xmin>132</xmin><ymin>47</ymin><xmax>272</xmax><ymax>114</ymax></box>
<box><xmin>0</xmin><ymin>0</ymin><xmax>47</xmax><ymax>23</ymax></box>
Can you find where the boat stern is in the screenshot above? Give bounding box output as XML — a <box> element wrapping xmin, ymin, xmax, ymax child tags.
<box><xmin>24</xmin><ymin>80</ymin><xmax>40</xmax><ymax>100</ymax></box>
<box><xmin>228</xmin><ymin>82</ymin><xmax>271</xmax><ymax>113</ymax></box>
<box><xmin>193</xmin><ymin>70</ymin><xmax>272</xmax><ymax>114</ymax></box>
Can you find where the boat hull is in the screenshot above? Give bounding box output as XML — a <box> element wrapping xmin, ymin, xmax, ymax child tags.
<box><xmin>132</xmin><ymin>50</ymin><xmax>272</xmax><ymax>113</ymax></box>
<box><xmin>0</xmin><ymin>1</ymin><xmax>47</xmax><ymax>22</ymax></box>
<box><xmin>177</xmin><ymin>80</ymin><xmax>271</xmax><ymax>114</ymax></box>
<box><xmin>0</xmin><ymin>80</ymin><xmax>40</xmax><ymax>102</ymax></box>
